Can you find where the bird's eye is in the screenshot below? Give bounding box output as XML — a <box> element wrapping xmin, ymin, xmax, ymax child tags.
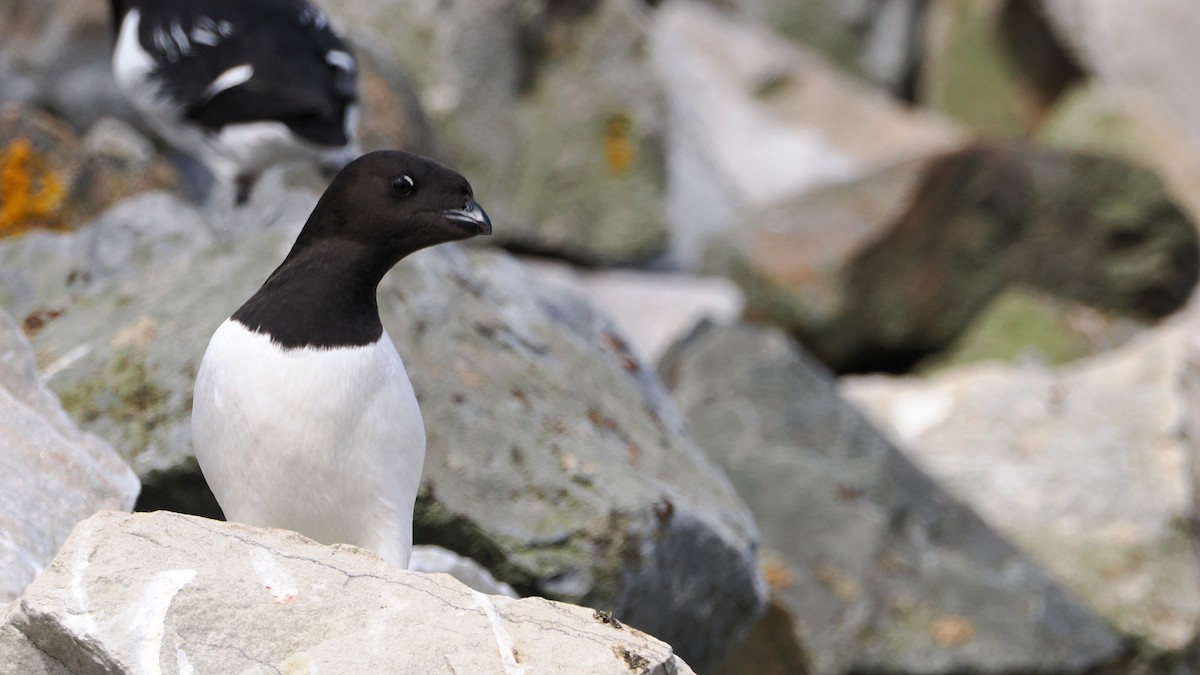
<box><xmin>392</xmin><ymin>175</ymin><xmax>415</xmax><ymax>196</ymax></box>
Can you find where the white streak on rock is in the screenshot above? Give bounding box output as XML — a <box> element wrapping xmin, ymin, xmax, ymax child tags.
<box><xmin>131</xmin><ymin>569</ymin><xmax>196</xmax><ymax>674</ymax></box>
<box><xmin>470</xmin><ymin>589</ymin><xmax>524</xmax><ymax>675</ymax></box>
<box><xmin>62</xmin><ymin>519</ymin><xmax>99</xmax><ymax>637</ymax></box>
<box><xmin>176</xmin><ymin>648</ymin><xmax>195</xmax><ymax>675</ymax></box>
<box><xmin>40</xmin><ymin>344</ymin><xmax>92</xmax><ymax>382</ymax></box>
<box><xmin>251</xmin><ymin>548</ymin><xmax>297</xmax><ymax>603</ymax></box>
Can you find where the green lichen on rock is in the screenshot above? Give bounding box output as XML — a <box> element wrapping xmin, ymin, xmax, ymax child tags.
<box><xmin>917</xmin><ymin>287</ymin><xmax>1138</xmax><ymax>372</ymax></box>
<box><xmin>58</xmin><ymin>346</ymin><xmax>169</xmax><ymax>463</ymax></box>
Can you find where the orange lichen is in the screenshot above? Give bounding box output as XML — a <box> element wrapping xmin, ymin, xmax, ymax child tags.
<box><xmin>602</xmin><ymin>112</ymin><xmax>633</xmax><ymax>175</ymax></box>
<box><xmin>0</xmin><ymin>138</ymin><xmax>66</xmax><ymax>237</ymax></box>
<box><xmin>929</xmin><ymin>614</ymin><xmax>975</xmax><ymax>646</ymax></box>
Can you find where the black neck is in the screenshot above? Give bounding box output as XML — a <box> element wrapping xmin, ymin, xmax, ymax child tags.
<box><xmin>231</xmin><ymin>240</ymin><xmax>392</xmax><ymax>349</ymax></box>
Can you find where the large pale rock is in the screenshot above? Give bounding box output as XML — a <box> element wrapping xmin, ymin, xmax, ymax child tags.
<box><xmin>1035</xmin><ymin>0</ymin><xmax>1200</xmax><ymax>220</ymax></box>
<box><xmin>843</xmin><ymin>315</ymin><xmax>1200</xmax><ymax>651</ymax></box>
<box><xmin>705</xmin><ymin>140</ymin><xmax>1200</xmax><ymax>373</ymax></box>
<box><xmin>22</xmin><ymin>201</ymin><xmax>764</xmax><ymax>669</ymax></box>
<box><xmin>1038</xmin><ymin>0</ymin><xmax>1200</xmax><ymax>147</ymax></box>
<box><xmin>659</xmin><ymin>322</ymin><xmax>1124</xmax><ymax>674</ymax></box>
<box><xmin>0</xmin><ymin>309</ymin><xmax>138</xmax><ymax>604</ymax></box>
<box><xmin>0</xmin><ymin>510</ymin><xmax>695</xmax><ymax>674</ymax></box>
<box><xmin>325</xmin><ymin>0</ymin><xmax>670</xmax><ymax>265</ymax></box>
<box><xmin>697</xmin><ymin>0</ymin><xmax>927</xmax><ymax>95</ymax></box>
<box><xmin>651</xmin><ymin>0</ymin><xmax>963</xmax><ymax>267</ymax></box>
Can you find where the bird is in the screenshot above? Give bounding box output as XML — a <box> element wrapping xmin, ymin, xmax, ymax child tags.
<box><xmin>108</xmin><ymin>0</ymin><xmax>360</xmax><ymax>205</ymax></box>
<box><xmin>191</xmin><ymin>150</ymin><xmax>492</xmax><ymax>568</ymax></box>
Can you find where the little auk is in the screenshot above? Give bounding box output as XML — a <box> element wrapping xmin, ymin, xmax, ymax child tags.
<box><xmin>191</xmin><ymin>150</ymin><xmax>492</xmax><ymax>568</ymax></box>
<box><xmin>108</xmin><ymin>0</ymin><xmax>360</xmax><ymax>204</ymax></box>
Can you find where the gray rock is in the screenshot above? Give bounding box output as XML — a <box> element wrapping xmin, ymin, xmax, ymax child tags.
<box><xmin>0</xmin><ymin>309</ymin><xmax>138</xmax><ymax>604</ymax></box>
<box><xmin>843</xmin><ymin>314</ymin><xmax>1200</xmax><ymax>651</ymax></box>
<box><xmin>0</xmin><ymin>2</ymin><xmax>135</xmax><ymax>131</ymax></box>
<box><xmin>25</xmin><ymin>211</ymin><xmax>764</xmax><ymax>669</ymax></box>
<box><xmin>704</xmin><ymin>140</ymin><xmax>1200</xmax><ymax>373</ymax></box>
<box><xmin>659</xmin><ymin>322</ymin><xmax>1125</xmax><ymax>674</ymax></box>
<box><xmin>650</xmin><ymin>1</ymin><xmax>963</xmax><ymax>267</ymax></box>
<box><xmin>324</xmin><ymin>0</ymin><xmax>670</xmax><ymax>264</ymax></box>
<box><xmin>0</xmin><ymin>188</ymin><xmax>317</xmax><ymax>329</ymax></box>
<box><xmin>1</xmin><ymin>510</ymin><xmax>696</xmax><ymax>674</ymax></box>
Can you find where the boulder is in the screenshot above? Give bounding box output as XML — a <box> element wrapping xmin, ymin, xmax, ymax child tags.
<box><xmin>917</xmin><ymin>285</ymin><xmax>1147</xmax><ymax>373</ymax></box>
<box><xmin>0</xmin><ymin>308</ymin><xmax>138</xmax><ymax>604</ymax></box>
<box><xmin>704</xmin><ymin>140</ymin><xmax>1199</xmax><ymax>373</ymax></box>
<box><xmin>0</xmin><ymin>1</ymin><xmax>131</xmax><ymax>131</ymax></box>
<box><xmin>0</xmin><ymin>104</ymin><xmax>175</xmax><ymax>239</ymax></box>
<box><xmin>843</xmin><ymin>311</ymin><xmax>1200</xmax><ymax>651</ymax></box>
<box><xmin>1037</xmin><ymin>0</ymin><xmax>1200</xmax><ymax>149</ymax></box>
<box><xmin>696</xmin><ymin>0</ymin><xmax>927</xmax><ymax>95</ymax></box>
<box><xmin>524</xmin><ymin>260</ymin><xmax>744</xmax><ymax>365</ymax></box>
<box><xmin>21</xmin><ymin>198</ymin><xmax>765</xmax><ymax>670</ymax></box>
<box><xmin>919</xmin><ymin>0</ymin><xmax>1084</xmax><ymax>134</ymax></box>
<box><xmin>659</xmin><ymin>322</ymin><xmax>1125</xmax><ymax>674</ymax></box>
<box><xmin>1034</xmin><ymin>0</ymin><xmax>1200</xmax><ymax>217</ymax></box>
<box><xmin>325</xmin><ymin>0</ymin><xmax>670</xmax><ymax>265</ymax></box>
<box><xmin>0</xmin><ymin>187</ymin><xmax>317</xmax><ymax>340</ymax></box>
<box><xmin>0</xmin><ymin>510</ymin><xmax>695</xmax><ymax>674</ymax></box>
<box><xmin>650</xmin><ymin>0</ymin><xmax>963</xmax><ymax>267</ymax></box>
<box><xmin>1039</xmin><ymin>82</ymin><xmax>1200</xmax><ymax>224</ymax></box>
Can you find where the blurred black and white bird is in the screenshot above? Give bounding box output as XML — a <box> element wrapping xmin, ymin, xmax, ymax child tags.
<box><xmin>108</xmin><ymin>0</ymin><xmax>361</xmax><ymax>204</ymax></box>
<box><xmin>192</xmin><ymin>150</ymin><xmax>492</xmax><ymax>568</ymax></box>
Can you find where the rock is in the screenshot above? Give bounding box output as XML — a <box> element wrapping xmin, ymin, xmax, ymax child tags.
<box><xmin>0</xmin><ymin>104</ymin><xmax>176</xmax><ymax>239</ymax></box>
<box><xmin>697</xmin><ymin>0</ymin><xmax>928</xmax><ymax>96</ymax></box>
<box><xmin>22</xmin><ymin>202</ymin><xmax>764</xmax><ymax>669</ymax></box>
<box><xmin>1039</xmin><ymin>82</ymin><xmax>1200</xmax><ymax>223</ymax></box>
<box><xmin>1037</xmin><ymin>0</ymin><xmax>1200</xmax><ymax>144</ymax></box>
<box><xmin>920</xmin><ymin>0</ymin><xmax>1084</xmax><ymax>134</ymax></box>
<box><xmin>325</xmin><ymin>0</ymin><xmax>670</xmax><ymax>265</ymax></box>
<box><xmin>843</xmin><ymin>309</ymin><xmax>1200</xmax><ymax>651</ymax></box>
<box><xmin>0</xmin><ymin>187</ymin><xmax>317</xmax><ymax>335</ymax></box>
<box><xmin>0</xmin><ymin>308</ymin><xmax>138</xmax><ymax>604</ymax></box>
<box><xmin>650</xmin><ymin>0</ymin><xmax>964</xmax><ymax>267</ymax></box>
<box><xmin>0</xmin><ymin>1</ymin><xmax>133</xmax><ymax>131</ymax></box>
<box><xmin>524</xmin><ymin>259</ymin><xmax>745</xmax><ymax>365</ymax></box>
<box><xmin>918</xmin><ymin>285</ymin><xmax>1148</xmax><ymax>373</ymax></box>
<box><xmin>659</xmin><ymin>322</ymin><xmax>1125</xmax><ymax>674</ymax></box>
<box><xmin>1034</xmin><ymin>1</ymin><xmax>1200</xmax><ymax>215</ymax></box>
<box><xmin>1</xmin><ymin>510</ymin><xmax>696</xmax><ymax>674</ymax></box>
<box><xmin>704</xmin><ymin>140</ymin><xmax>1200</xmax><ymax>373</ymax></box>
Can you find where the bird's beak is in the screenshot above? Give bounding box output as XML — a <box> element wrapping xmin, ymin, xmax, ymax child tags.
<box><xmin>441</xmin><ymin>198</ymin><xmax>492</xmax><ymax>236</ymax></box>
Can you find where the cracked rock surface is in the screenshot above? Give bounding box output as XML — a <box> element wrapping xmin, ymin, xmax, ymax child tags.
<box><xmin>0</xmin><ymin>510</ymin><xmax>694</xmax><ymax>675</ymax></box>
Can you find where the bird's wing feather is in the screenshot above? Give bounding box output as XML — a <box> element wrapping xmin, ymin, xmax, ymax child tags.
<box><xmin>137</xmin><ymin>0</ymin><xmax>357</xmax><ymax>143</ymax></box>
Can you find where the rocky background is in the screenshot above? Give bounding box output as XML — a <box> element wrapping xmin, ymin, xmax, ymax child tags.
<box><xmin>2</xmin><ymin>0</ymin><xmax>1200</xmax><ymax>673</ymax></box>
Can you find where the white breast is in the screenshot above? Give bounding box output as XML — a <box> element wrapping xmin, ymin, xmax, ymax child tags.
<box><xmin>191</xmin><ymin>320</ymin><xmax>426</xmax><ymax>567</ymax></box>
